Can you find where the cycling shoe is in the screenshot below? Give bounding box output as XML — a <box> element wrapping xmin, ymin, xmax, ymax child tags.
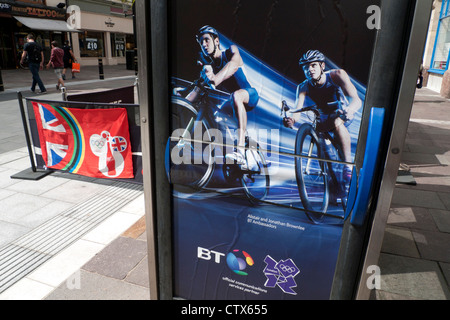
<box><xmin>225</xmin><ymin>151</ymin><xmax>248</xmax><ymax>170</ymax></box>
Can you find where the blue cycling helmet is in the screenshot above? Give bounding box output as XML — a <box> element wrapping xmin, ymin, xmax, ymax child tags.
<box><xmin>299</xmin><ymin>50</ymin><xmax>325</xmax><ymax>66</ymax></box>
<box><xmin>196</xmin><ymin>25</ymin><xmax>219</xmax><ymax>43</ymax></box>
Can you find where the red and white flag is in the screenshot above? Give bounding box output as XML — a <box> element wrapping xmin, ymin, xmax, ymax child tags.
<box><xmin>32</xmin><ymin>102</ymin><xmax>134</xmax><ymax>179</ymax></box>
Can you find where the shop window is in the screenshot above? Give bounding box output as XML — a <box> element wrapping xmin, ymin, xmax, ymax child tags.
<box><xmin>431</xmin><ymin>0</ymin><xmax>450</xmax><ymax>73</ymax></box>
<box><xmin>79</xmin><ymin>31</ymin><xmax>105</xmax><ymax>57</ymax></box>
<box><xmin>111</xmin><ymin>33</ymin><xmax>126</xmax><ymax>57</ymax></box>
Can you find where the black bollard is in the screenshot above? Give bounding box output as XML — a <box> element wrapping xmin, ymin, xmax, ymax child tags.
<box><xmin>98</xmin><ymin>57</ymin><xmax>104</xmax><ymax>80</ymax></box>
<box><xmin>0</xmin><ymin>68</ymin><xmax>4</xmax><ymax>92</ymax></box>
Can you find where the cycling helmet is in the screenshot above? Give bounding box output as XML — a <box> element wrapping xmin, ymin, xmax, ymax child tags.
<box><xmin>196</xmin><ymin>25</ymin><xmax>219</xmax><ymax>43</ymax></box>
<box><xmin>299</xmin><ymin>50</ymin><xmax>325</xmax><ymax>66</ymax></box>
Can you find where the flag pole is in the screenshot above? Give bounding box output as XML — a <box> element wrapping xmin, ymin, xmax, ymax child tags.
<box><xmin>11</xmin><ymin>92</ymin><xmax>52</xmax><ymax>180</ymax></box>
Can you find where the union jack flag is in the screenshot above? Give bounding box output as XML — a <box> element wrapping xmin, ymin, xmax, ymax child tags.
<box><xmin>35</xmin><ymin>103</ymin><xmax>72</xmax><ymax>170</ymax></box>
<box><xmin>111</xmin><ymin>136</ymin><xmax>127</xmax><ymax>152</ymax></box>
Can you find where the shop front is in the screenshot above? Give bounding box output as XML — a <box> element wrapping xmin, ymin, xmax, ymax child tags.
<box><xmin>0</xmin><ymin>0</ymin><xmax>75</xmax><ymax>69</ymax></box>
<box><xmin>71</xmin><ymin>11</ymin><xmax>134</xmax><ymax>66</ymax></box>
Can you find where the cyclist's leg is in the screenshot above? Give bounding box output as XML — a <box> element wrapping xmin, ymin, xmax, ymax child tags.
<box><xmin>317</xmin><ymin>115</ymin><xmax>351</xmax><ymax>163</ymax></box>
<box><xmin>332</xmin><ymin>119</ymin><xmax>351</xmax><ymax>163</ymax></box>
<box><xmin>226</xmin><ymin>88</ymin><xmax>259</xmax><ymax>165</ymax></box>
<box><xmin>232</xmin><ymin>88</ymin><xmax>250</xmax><ymax>149</ymax></box>
<box><xmin>331</xmin><ymin>118</ymin><xmax>353</xmax><ymax>185</ymax></box>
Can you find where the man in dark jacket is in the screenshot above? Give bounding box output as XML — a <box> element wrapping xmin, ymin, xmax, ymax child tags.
<box><xmin>21</xmin><ymin>34</ymin><xmax>47</xmax><ymax>94</ymax></box>
<box><xmin>62</xmin><ymin>41</ymin><xmax>77</xmax><ymax>80</ymax></box>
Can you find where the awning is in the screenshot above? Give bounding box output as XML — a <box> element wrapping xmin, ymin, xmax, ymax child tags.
<box><xmin>14</xmin><ymin>16</ymin><xmax>80</xmax><ymax>32</ymax></box>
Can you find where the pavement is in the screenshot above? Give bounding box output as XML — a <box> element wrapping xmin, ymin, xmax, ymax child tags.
<box><xmin>0</xmin><ymin>65</ymin><xmax>150</xmax><ymax>300</ymax></box>
<box><xmin>0</xmin><ymin>64</ymin><xmax>449</xmax><ymax>300</ymax></box>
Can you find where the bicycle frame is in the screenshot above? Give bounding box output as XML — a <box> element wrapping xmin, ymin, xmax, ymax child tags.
<box><xmin>174</xmin><ymin>77</ymin><xmax>241</xmax><ymax>150</ymax></box>
<box><xmin>169</xmin><ymin>77</ymin><xmax>270</xmax><ymax>203</ymax></box>
<box><xmin>282</xmin><ymin>100</ymin><xmax>349</xmax><ymax>221</ymax></box>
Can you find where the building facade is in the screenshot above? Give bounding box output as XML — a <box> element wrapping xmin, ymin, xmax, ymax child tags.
<box><xmin>0</xmin><ymin>0</ymin><xmax>68</xmax><ymax>69</ymax></box>
<box><xmin>423</xmin><ymin>0</ymin><xmax>450</xmax><ymax>97</ymax></box>
<box><xmin>67</xmin><ymin>0</ymin><xmax>134</xmax><ymax>66</ymax></box>
<box><xmin>0</xmin><ymin>0</ymin><xmax>134</xmax><ymax>69</ymax></box>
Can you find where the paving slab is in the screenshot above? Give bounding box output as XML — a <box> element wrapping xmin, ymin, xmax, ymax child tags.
<box><xmin>437</xmin><ymin>192</ymin><xmax>450</xmax><ymax>211</ymax></box>
<box><xmin>439</xmin><ymin>262</ymin><xmax>450</xmax><ymax>287</ymax></box>
<box><xmin>44</xmin><ymin>270</ymin><xmax>150</xmax><ymax>300</ymax></box>
<box><xmin>387</xmin><ymin>206</ymin><xmax>439</xmax><ymax>232</ymax></box>
<box><xmin>412</xmin><ymin>229</ymin><xmax>450</xmax><ymax>263</ymax></box>
<box><xmin>5</xmin><ymin>174</ymin><xmax>70</xmax><ymax>196</ymax></box>
<box><xmin>0</xmin><ymin>220</ymin><xmax>30</xmax><ymax>249</ymax></box>
<box><xmin>38</xmin><ymin>178</ymin><xmax>112</xmax><ymax>203</ymax></box>
<box><xmin>381</xmin><ymin>227</ymin><xmax>420</xmax><ymax>258</ymax></box>
<box><xmin>391</xmin><ymin>187</ymin><xmax>447</xmax><ymax>210</ymax></box>
<box><xmin>377</xmin><ymin>253</ymin><xmax>450</xmax><ymax>300</ymax></box>
<box><xmin>0</xmin><ymin>192</ymin><xmax>53</xmax><ymax>223</ymax></box>
<box><xmin>428</xmin><ymin>208</ymin><xmax>450</xmax><ymax>233</ymax></box>
<box><xmin>82</xmin><ymin>236</ymin><xmax>148</xmax><ymax>281</ymax></box>
<box><xmin>125</xmin><ymin>257</ymin><xmax>149</xmax><ymax>288</ymax></box>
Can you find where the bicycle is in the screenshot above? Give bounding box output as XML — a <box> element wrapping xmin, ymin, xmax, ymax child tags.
<box><xmin>166</xmin><ymin>74</ymin><xmax>270</xmax><ymax>204</ymax></box>
<box><xmin>281</xmin><ymin>100</ymin><xmax>351</xmax><ymax>223</ymax></box>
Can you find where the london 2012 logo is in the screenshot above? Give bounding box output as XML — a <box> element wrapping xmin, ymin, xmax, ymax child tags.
<box><xmin>226</xmin><ymin>249</ymin><xmax>254</xmax><ymax>276</ymax></box>
<box><xmin>263</xmin><ymin>255</ymin><xmax>300</xmax><ymax>295</ymax></box>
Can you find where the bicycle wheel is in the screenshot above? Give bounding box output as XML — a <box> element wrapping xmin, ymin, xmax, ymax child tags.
<box><xmin>295</xmin><ymin>124</ymin><xmax>329</xmax><ymax>222</ymax></box>
<box><xmin>241</xmin><ymin>139</ymin><xmax>270</xmax><ymax>204</ymax></box>
<box><xmin>166</xmin><ymin>96</ymin><xmax>215</xmax><ymax>192</ymax></box>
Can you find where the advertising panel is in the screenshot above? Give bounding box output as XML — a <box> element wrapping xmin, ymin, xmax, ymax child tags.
<box><xmin>166</xmin><ymin>0</ymin><xmax>380</xmax><ymax>299</ymax></box>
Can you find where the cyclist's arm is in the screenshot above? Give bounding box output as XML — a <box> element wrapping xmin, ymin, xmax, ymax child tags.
<box><xmin>206</xmin><ymin>45</ymin><xmax>243</xmax><ymax>87</ymax></box>
<box><xmin>331</xmin><ymin>69</ymin><xmax>362</xmax><ymax>119</ymax></box>
<box><xmin>291</xmin><ymin>90</ymin><xmax>307</xmax><ymax>121</ymax></box>
<box><xmin>283</xmin><ymin>88</ymin><xmax>306</xmax><ymax>128</ymax></box>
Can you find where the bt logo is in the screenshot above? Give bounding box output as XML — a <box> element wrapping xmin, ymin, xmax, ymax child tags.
<box><xmin>227</xmin><ymin>249</ymin><xmax>254</xmax><ymax>275</ymax></box>
<box><xmin>197</xmin><ymin>247</ymin><xmax>254</xmax><ymax>275</ymax></box>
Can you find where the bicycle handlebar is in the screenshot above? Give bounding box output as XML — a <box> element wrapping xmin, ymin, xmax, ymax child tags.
<box><xmin>281</xmin><ymin>100</ymin><xmax>320</xmax><ymax>117</ymax></box>
<box><xmin>281</xmin><ymin>100</ymin><xmax>349</xmax><ymax>122</ymax></box>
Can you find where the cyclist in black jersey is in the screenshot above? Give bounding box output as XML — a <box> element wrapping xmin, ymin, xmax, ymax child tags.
<box><xmin>283</xmin><ymin>50</ymin><xmax>362</xmax><ymax>182</ymax></box>
<box><xmin>194</xmin><ymin>25</ymin><xmax>259</xmax><ymax>168</ymax></box>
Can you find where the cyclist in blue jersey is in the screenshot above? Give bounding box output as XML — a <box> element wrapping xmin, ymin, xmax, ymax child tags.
<box><xmin>195</xmin><ymin>25</ymin><xmax>259</xmax><ymax>167</ymax></box>
<box><xmin>283</xmin><ymin>50</ymin><xmax>362</xmax><ymax>182</ymax></box>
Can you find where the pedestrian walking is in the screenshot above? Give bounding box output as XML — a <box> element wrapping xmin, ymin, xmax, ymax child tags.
<box><xmin>62</xmin><ymin>41</ymin><xmax>77</xmax><ymax>80</ymax></box>
<box><xmin>46</xmin><ymin>41</ymin><xmax>65</xmax><ymax>90</ymax></box>
<box><xmin>20</xmin><ymin>34</ymin><xmax>47</xmax><ymax>94</ymax></box>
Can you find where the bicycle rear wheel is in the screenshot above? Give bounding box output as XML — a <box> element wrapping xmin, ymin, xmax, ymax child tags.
<box><xmin>241</xmin><ymin>139</ymin><xmax>270</xmax><ymax>204</ymax></box>
<box><xmin>166</xmin><ymin>96</ymin><xmax>215</xmax><ymax>192</ymax></box>
<box><xmin>295</xmin><ymin>124</ymin><xmax>329</xmax><ymax>222</ymax></box>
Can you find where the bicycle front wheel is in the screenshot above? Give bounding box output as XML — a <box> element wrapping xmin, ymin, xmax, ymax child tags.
<box><xmin>295</xmin><ymin>124</ymin><xmax>329</xmax><ymax>221</ymax></box>
<box><xmin>166</xmin><ymin>96</ymin><xmax>215</xmax><ymax>192</ymax></box>
<box><xmin>241</xmin><ymin>139</ymin><xmax>270</xmax><ymax>204</ymax></box>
